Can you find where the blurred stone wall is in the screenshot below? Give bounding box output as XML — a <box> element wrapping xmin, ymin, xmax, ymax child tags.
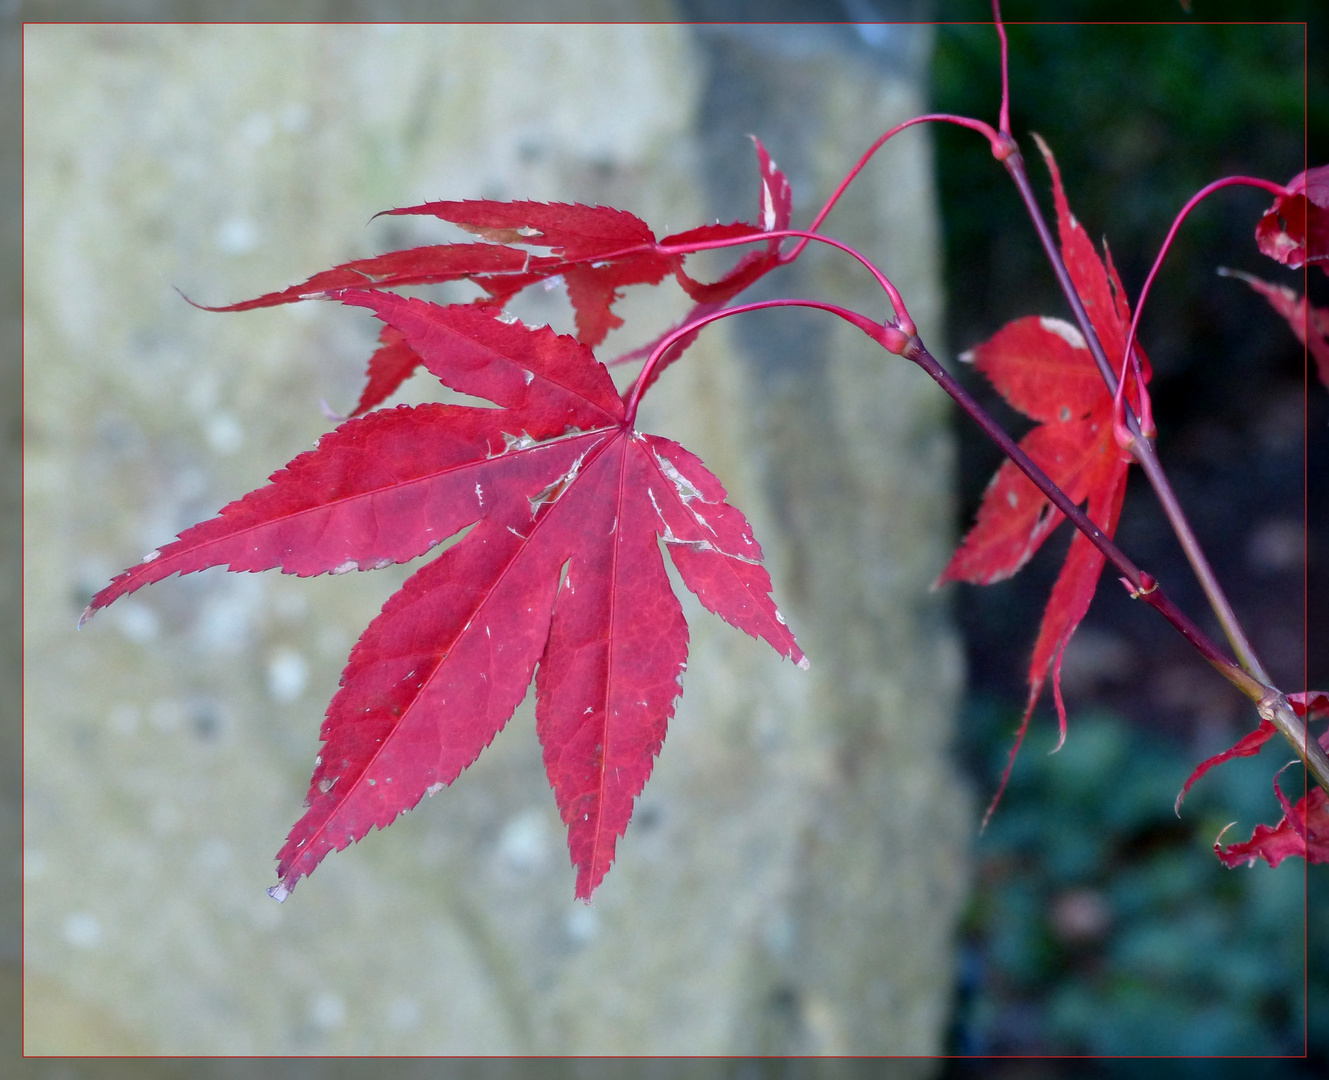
<box><xmin>23</xmin><ymin>17</ymin><xmax>967</xmax><ymax>1057</ymax></box>
<box><xmin>1</xmin><ymin>4</ymin><xmax>20</xmax><ymax>1069</ymax></box>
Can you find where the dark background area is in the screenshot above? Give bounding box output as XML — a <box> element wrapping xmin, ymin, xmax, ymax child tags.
<box><xmin>929</xmin><ymin>8</ymin><xmax>1327</xmax><ymax>1068</ymax></box>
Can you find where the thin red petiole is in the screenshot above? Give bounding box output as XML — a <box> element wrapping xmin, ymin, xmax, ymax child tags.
<box><xmin>1110</xmin><ymin>346</ymin><xmax>1154</xmax><ymax>454</ymax></box>
<box><xmin>787</xmin><ymin>113</ymin><xmax>1010</xmax><ymax>266</ymax></box>
<box><xmin>1113</xmin><ymin>177</ymin><xmax>1289</xmax><ymax>449</ymax></box>
<box><xmin>993</xmin><ymin>0</ymin><xmax>1010</xmax><ymax>136</ymax></box>
<box><xmin>622</xmin><ymin>297</ymin><xmax>891</xmax><ymax>428</ymax></box>
<box><xmin>658</xmin><ymin>228</ymin><xmax>912</xmax><ymax>331</ymax></box>
<box><xmin>1112</xmin><ymin>177</ymin><xmax>1290</xmax><ymax>448</ymax></box>
<box><xmin>791</xmin><ymin>3</ymin><xmax>1015</xmax><ymax>261</ymax></box>
<box><xmin>1120</xmin><ymin>176</ymin><xmax>1290</xmax><ymax>399</ymax></box>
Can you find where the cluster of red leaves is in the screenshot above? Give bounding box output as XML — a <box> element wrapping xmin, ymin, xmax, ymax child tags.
<box><xmin>1193</xmin><ymin>166</ymin><xmax>1329</xmax><ymax>866</ymax></box>
<box><xmin>82</xmin><ymin>102</ymin><xmax>1329</xmax><ymax>897</ymax></box>
<box><xmin>938</xmin><ymin>137</ymin><xmax>1150</xmax><ymax>822</ymax></box>
<box><xmin>1174</xmin><ymin>693</ymin><xmax>1329</xmax><ymax>868</ymax></box>
<box><xmin>85</xmin><ymin>143</ymin><xmax>804</xmax><ymax>901</ymax></box>
<box><xmin>1225</xmin><ymin>164</ymin><xmax>1329</xmax><ymax>388</ymax></box>
<box><xmin>943</xmin><ymin>142</ymin><xmax>1328</xmax><ymax>866</ymax></box>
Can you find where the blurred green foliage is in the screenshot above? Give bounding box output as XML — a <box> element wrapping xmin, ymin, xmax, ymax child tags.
<box><xmin>951</xmin><ymin>701</ymin><xmax>1314</xmax><ymax>1059</ymax></box>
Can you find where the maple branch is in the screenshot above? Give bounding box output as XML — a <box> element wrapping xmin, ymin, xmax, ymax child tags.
<box><xmin>1001</xmin><ymin>148</ymin><xmax>1273</xmax><ymax>685</ymax></box>
<box><xmin>900</xmin><ymin>336</ymin><xmax>1131</xmax><ymax>584</ymax></box>
<box><xmin>1258</xmin><ymin>693</ymin><xmax>1329</xmax><ymax>796</ymax></box>
<box><xmin>643</xmin><ymin>283</ymin><xmax>1299</xmax><ymax>771</ymax></box>
<box><xmin>892</xmin><ymin>332</ymin><xmax>1329</xmax><ymax>795</ymax></box>
<box><xmin>955</xmin><ymin>14</ymin><xmax>1329</xmax><ymax>804</ymax></box>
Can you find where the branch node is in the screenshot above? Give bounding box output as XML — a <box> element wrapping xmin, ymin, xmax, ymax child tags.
<box><xmin>1120</xmin><ymin>572</ymin><xmax>1157</xmax><ymax>600</ymax></box>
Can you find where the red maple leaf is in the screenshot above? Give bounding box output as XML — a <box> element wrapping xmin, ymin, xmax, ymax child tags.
<box><xmin>83</xmin><ymin>291</ymin><xmax>805</xmax><ymax>901</ymax></box>
<box><xmin>1255</xmin><ymin>164</ymin><xmax>1329</xmax><ymax>270</ymax></box>
<box><xmin>202</xmin><ymin>140</ymin><xmax>789</xmax><ymax>417</ymax></box>
<box><xmin>938</xmin><ymin>136</ymin><xmax>1150</xmax><ymax>818</ymax></box>
<box><xmin>1178</xmin><ymin>692</ymin><xmax>1329</xmax><ymax>869</ymax></box>
<box><xmin>1215</xmin><ymin>783</ymin><xmax>1329</xmax><ymax>869</ymax></box>
<box><xmin>1176</xmin><ymin>691</ymin><xmax>1329</xmax><ymax>808</ymax></box>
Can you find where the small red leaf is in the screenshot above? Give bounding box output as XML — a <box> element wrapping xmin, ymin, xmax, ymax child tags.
<box><xmin>201</xmin><ymin>141</ymin><xmax>794</xmax><ymax>436</ymax></box>
<box><xmin>1256</xmin><ymin>165</ymin><xmax>1329</xmax><ymax>270</ymax></box>
<box><xmin>1175</xmin><ymin>690</ymin><xmax>1328</xmax><ymax>817</ymax></box>
<box><xmin>379</xmin><ymin>199</ymin><xmax>658</xmax><ymax>260</ymax></box>
<box><xmin>334</xmin><ymin>291</ymin><xmax>623</xmax><ymax>423</ymax></box>
<box><xmin>944</xmin><ymin>137</ymin><xmax>1147</xmax><ymax>822</ymax></box>
<box><xmin>1291</xmin><ymin>690</ymin><xmax>1329</xmax><ymax>721</ymax></box>
<box><xmin>1175</xmin><ymin>719</ymin><xmax>1277</xmax><ymax>814</ymax></box>
<box><xmin>1216</xmin><ymin>787</ymin><xmax>1329</xmax><ymax>869</ymax></box>
<box><xmin>198</xmin><ymin>243</ymin><xmax>534</xmax><ymax>313</ymax></box>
